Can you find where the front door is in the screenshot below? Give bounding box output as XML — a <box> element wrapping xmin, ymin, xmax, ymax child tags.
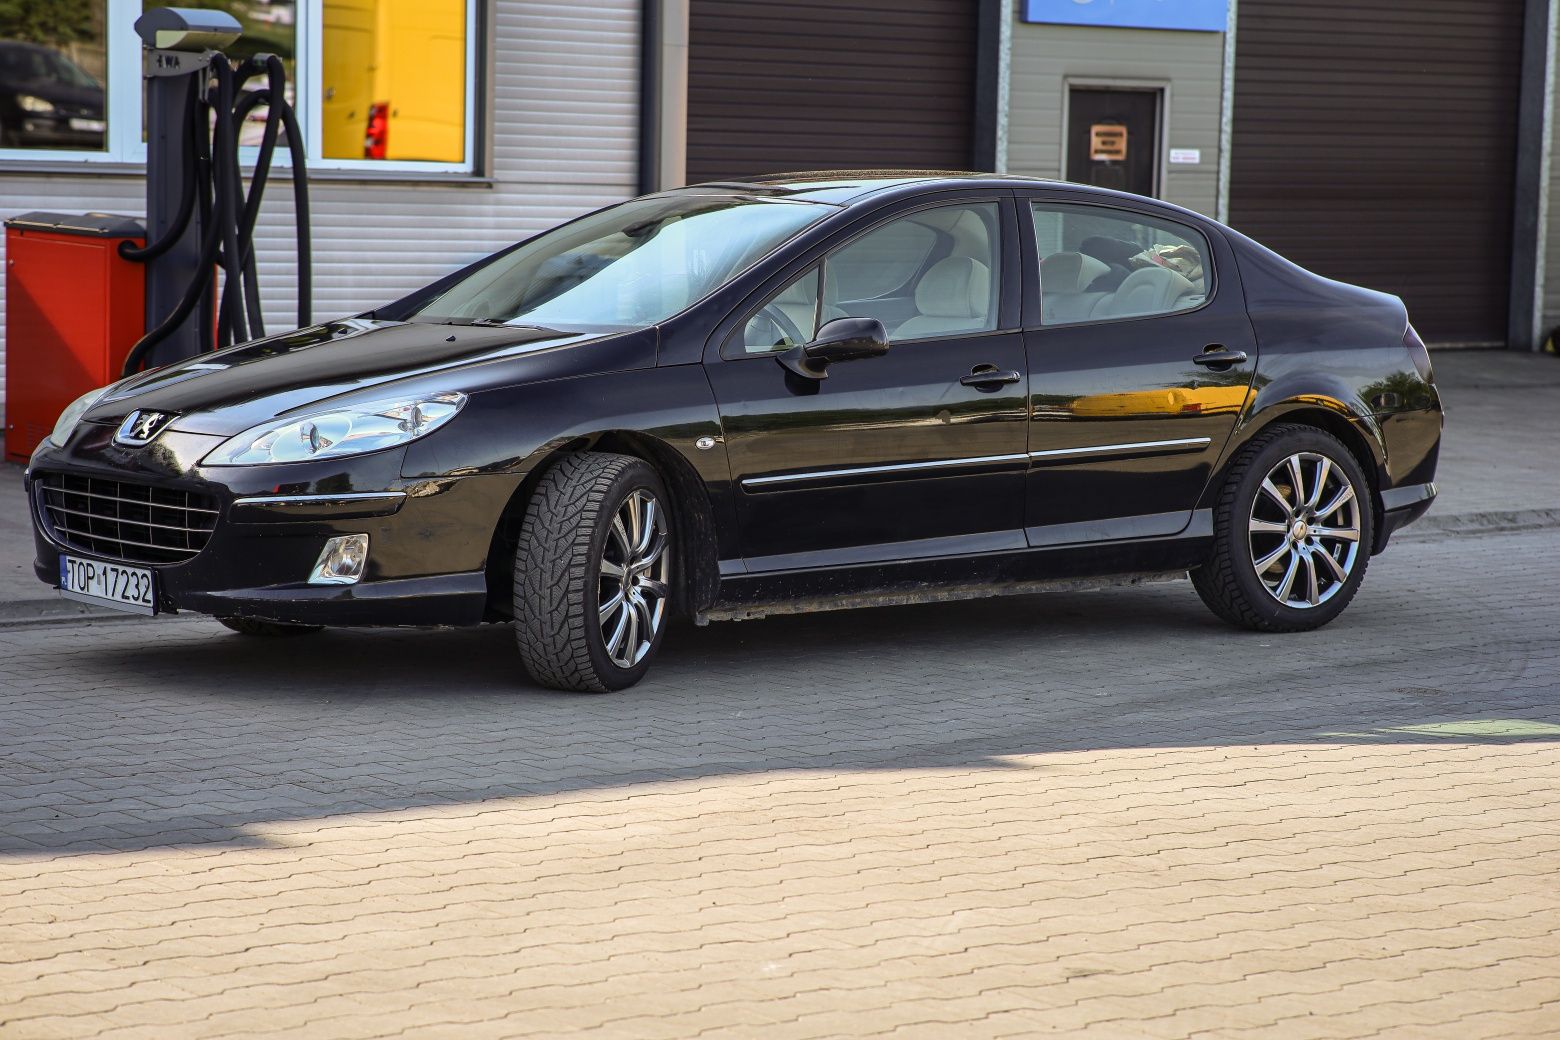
<box><xmin>1067</xmin><ymin>88</ymin><xmax>1161</xmax><ymax>198</ymax></box>
<box><xmin>1020</xmin><ymin>196</ymin><xmax>1257</xmax><ymax>546</ymax></box>
<box><xmin>704</xmin><ymin>198</ymin><xmax>1030</xmax><ymax>571</ymax></box>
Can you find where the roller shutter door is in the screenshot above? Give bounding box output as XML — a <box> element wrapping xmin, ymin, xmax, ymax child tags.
<box><xmin>1229</xmin><ymin>1</ymin><xmax>1523</xmax><ymax>346</ymax></box>
<box><xmin>687</xmin><ymin>0</ymin><xmax>976</xmax><ymax>184</ymax></box>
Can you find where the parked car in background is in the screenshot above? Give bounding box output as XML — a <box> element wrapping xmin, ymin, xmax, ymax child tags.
<box><xmin>28</xmin><ymin>173</ymin><xmax>1442</xmax><ymax>691</ymax></box>
<box><xmin>0</xmin><ymin>42</ymin><xmax>105</xmax><ymax>150</ymax></box>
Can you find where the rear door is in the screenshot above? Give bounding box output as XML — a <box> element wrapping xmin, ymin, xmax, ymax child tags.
<box><xmin>702</xmin><ymin>195</ymin><xmax>1030</xmax><ymax>571</ymax></box>
<box><xmin>1019</xmin><ymin>194</ymin><xmax>1258</xmax><ymax>546</ymax></box>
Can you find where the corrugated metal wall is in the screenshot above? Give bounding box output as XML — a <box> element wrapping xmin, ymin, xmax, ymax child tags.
<box><xmin>685</xmin><ymin>0</ymin><xmax>976</xmax><ymax>183</ymax></box>
<box><xmin>1545</xmin><ymin>71</ymin><xmax>1560</xmax><ymax>342</ymax></box>
<box><xmin>1006</xmin><ymin>10</ymin><xmax>1225</xmax><ymax>217</ymax></box>
<box><xmin>1229</xmin><ymin>0</ymin><xmax>1523</xmax><ymax>347</ymax></box>
<box><xmin>0</xmin><ymin>0</ymin><xmax>640</xmax><ymax>410</ymax></box>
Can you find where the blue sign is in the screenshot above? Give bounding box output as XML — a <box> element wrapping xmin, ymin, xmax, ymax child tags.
<box><xmin>1023</xmin><ymin>0</ymin><xmax>1229</xmax><ymax>33</ymax></box>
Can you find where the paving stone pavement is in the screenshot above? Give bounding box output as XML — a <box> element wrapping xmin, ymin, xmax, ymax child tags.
<box><xmin>0</xmin><ymin>518</ymin><xmax>1557</xmax><ymax>1038</ymax></box>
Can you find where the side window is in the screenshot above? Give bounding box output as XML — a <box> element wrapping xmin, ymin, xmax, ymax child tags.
<box><xmin>1031</xmin><ymin>203</ymin><xmax>1210</xmax><ymax>326</ymax></box>
<box><xmin>823</xmin><ymin>202</ymin><xmax>1002</xmax><ymax>342</ymax></box>
<box><xmin>736</xmin><ymin>266</ymin><xmax>821</xmax><ymax>354</ymax></box>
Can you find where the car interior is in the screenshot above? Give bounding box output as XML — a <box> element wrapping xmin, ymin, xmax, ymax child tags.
<box><xmin>1032</xmin><ymin>209</ymin><xmax>1208</xmax><ymax>326</ymax></box>
<box><xmin>741</xmin><ymin>203</ymin><xmax>1002</xmax><ymax>352</ymax></box>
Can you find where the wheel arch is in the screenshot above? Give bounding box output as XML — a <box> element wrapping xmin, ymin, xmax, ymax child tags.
<box><xmin>483</xmin><ymin>430</ymin><xmax>721</xmax><ymax>621</ymax></box>
<box><xmin>1208</xmin><ymin>398</ymin><xmax>1388</xmax><ymax>552</ymax></box>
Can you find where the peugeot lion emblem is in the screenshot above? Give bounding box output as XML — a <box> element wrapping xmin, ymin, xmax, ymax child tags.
<box><xmin>115</xmin><ymin>410</ymin><xmax>176</xmax><ymax>446</ymax></box>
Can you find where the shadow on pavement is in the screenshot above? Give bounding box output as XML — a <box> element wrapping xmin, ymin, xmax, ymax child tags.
<box><xmin>4</xmin><ymin>554</ymin><xmax>1556</xmax><ymax>857</ymax></box>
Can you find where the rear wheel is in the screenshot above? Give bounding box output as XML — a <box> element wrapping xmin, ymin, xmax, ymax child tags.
<box><xmin>1192</xmin><ymin>424</ymin><xmax>1374</xmax><ymax>632</ymax></box>
<box><xmin>217</xmin><ymin>617</ymin><xmax>324</xmax><ymax>637</ymax></box>
<box><xmin>513</xmin><ymin>452</ymin><xmax>673</xmax><ymax>692</ymax></box>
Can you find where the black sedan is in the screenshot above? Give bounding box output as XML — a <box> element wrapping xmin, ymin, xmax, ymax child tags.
<box><xmin>0</xmin><ymin>42</ymin><xmax>106</xmax><ymax>150</ymax></box>
<box><xmin>28</xmin><ymin>173</ymin><xmax>1442</xmax><ymax>691</ymax></box>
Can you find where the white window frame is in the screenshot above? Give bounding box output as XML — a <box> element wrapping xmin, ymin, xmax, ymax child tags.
<box><xmin>0</xmin><ymin>0</ymin><xmax>479</xmax><ymax>175</ymax></box>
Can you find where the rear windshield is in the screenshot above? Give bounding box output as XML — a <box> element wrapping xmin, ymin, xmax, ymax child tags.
<box><xmin>409</xmin><ymin>193</ymin><xmax>832</xmax><ymax>328</ymax></box>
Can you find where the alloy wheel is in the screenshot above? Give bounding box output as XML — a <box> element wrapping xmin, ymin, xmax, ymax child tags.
<box><xmin>1248</xmin><ymin>451</ymin><xmax>1362</xmax><ymax>608</ymax></box>
<box><xmin>598</xmin><ymin>488</ymin><xmax>671</xmax><ymax>668</ymax></box>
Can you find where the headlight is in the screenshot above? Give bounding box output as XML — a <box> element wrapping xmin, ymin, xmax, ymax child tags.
<box><xmin>47</xmin><ymin>386</ymin><xmax>112</xmax><ymax>447</ymax></box>
<box><xmin>203</xmin><ymin>391</ymin><xmax>467</xmax><ymax>466</ymax></box>
<box><xmin>18</xmin><ymin>95</ymin><xmax>55</xmax><ymax>114</ymax></box>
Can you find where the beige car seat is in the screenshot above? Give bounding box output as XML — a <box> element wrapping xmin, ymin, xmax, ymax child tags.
<box><xmin>1039</xmin><ymin>252</ymin><xmax>1110</xmax><ymax>324</ymax></box>
<box><xmin>1098</xmin><ymin>265</ymin><xmax>1196</xmax><ymax>319</ymax></box>
<box><xmin>895</xmin><ymin>256</ymin><xmax>993</xmax><ymax>339</ymax></box>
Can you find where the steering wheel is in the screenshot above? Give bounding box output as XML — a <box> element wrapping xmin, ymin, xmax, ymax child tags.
<box><xmin>753</xmin><ymin>302</ymin><xmax>808</xmax><ymax>350</ymax></box>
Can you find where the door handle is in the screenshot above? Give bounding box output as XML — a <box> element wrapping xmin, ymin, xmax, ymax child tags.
<box><xmin>960</xmin><ymin>365</ymin><xmax>1022</xmax><ymax>390</ymax></box>
<box><xmin>1193</xmin><ymin>346</ymin><xmax>1249</xmax><ymax>370</ymax></box>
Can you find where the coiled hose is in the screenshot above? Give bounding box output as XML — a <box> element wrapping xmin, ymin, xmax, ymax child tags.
<box><xmin>120</xmin><ymin>54</ymin><xmax>311</xmax><ymax>375</ymax></box>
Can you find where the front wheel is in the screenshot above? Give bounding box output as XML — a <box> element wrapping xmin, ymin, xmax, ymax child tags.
<box><xmin>1192</xmin><ymin>424</ymin><xmax>1374</xmax><ymax>632</ymax></box>
<box><xmin>513</xmin><ymin>452</ymin><xmax>674</xmax><ymax>692</ymax></box>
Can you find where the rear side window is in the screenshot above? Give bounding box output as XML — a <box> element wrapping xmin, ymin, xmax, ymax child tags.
<box><xmin>1030</xmin><ymin>203</ymin><xmax>1210</xmax><ymax>326</ymax></box>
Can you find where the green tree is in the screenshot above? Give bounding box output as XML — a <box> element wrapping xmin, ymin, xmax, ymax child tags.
<box><xmin>0</xmin><ymin>0</ymin><xmax>97</xmax><ymax>46</ymax></box>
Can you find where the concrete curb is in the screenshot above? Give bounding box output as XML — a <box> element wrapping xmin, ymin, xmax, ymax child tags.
<box><xmin>0</xmin><ymin>506</ymin><xmax>1549</xmax><ymax>629</ymax></box>
<box><xmin>1397</xmin><ymin>507</ymin><xmax>1560</xmax><ymax>539</ymax></box>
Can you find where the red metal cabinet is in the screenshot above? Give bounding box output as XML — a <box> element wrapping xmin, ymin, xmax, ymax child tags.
<box><xmin>5</xmin><ymin>212</ymin><xmax>146</xmax><ymax>462</ymax></box>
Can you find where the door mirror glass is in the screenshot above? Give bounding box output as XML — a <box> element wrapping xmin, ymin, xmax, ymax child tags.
<box><xmin>777</xmin><ymin>317</ymin><xmax>889</xmax><ymax>379</ymax></box>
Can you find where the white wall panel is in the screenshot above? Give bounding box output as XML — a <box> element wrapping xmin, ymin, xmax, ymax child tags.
<box><xmin>1007</xmin><ymin>5</ymin><xmax>1225</xmax><ymax>217</ymax></box>
<box><xmin>0</xmin><ymin>0</ymin><xmax>640</xmax><ymax>411</ymax></box>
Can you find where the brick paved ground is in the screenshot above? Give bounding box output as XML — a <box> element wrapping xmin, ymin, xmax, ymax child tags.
<box><xmin>1</xmin><ymin>517</ymin><xmax>1557</xmax><ymax>1038</ymax></box>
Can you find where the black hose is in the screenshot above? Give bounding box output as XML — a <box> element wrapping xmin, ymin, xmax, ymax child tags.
<box><xmin>117</xmin><ymin>73</ymin><xmax>200</xmax><ymax>264</ymax></box>
<box><xmin>120</xmin><ymin>51</ymin><xmax>311</xmax><ymax>376</ymax></box>
<box><xmin>269</xmin><ymin>54</ymin><xmax>311</xmax><ymax>329</ymax></box>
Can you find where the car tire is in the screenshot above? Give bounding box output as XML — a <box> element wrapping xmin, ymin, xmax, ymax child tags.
<box><xmin>217</xmin><ymin>617</ymin><xmax>325</xmax><ymax>637</ymax></box>
<box><xmin>1192</xmin><ymin>423</ymin><xmax>1375</xmax><ymax>632</ymax></box>
<box><xmin>513</xmin><ymin>452</ymin><xmax>674</xmax><ymax>692</ymax></box>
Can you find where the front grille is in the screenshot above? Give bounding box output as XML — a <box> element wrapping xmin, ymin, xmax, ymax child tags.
<box><xmin>36</xmin><ymin>473</ymin><xmax>220</xmax><ymax>565</ymax></box>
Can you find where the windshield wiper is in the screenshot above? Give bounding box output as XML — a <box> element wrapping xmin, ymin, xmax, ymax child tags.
<box><xmin>427</xmin><ymin>317</ymin><xmax>558</xmax><ymax>332</ymax></box>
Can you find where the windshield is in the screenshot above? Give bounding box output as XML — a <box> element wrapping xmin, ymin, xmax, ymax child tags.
<box><xmin>408</xmin><ymin>193</ymin><xmax>832</xmax><ymax>328</ymax></box>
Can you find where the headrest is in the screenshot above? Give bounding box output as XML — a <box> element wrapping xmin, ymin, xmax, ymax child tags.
<box><xmin>1040</xmin><ymin>252</ymin><xmax>1110</xmax><ymax>294</ymax></box>
<box><xmin>916</xmin><ymin>208</ymin><xmax>992</xmax><ymax>259</ymax></box>
<box><xmin>914</xmin><ymin>256</ymin><xmax>991</xmax><ymax>319</ymax></box>
<box><xmin>774</xmin><ymin>272</ymin><xmax>815</xmax><ymax>305</ymax></box>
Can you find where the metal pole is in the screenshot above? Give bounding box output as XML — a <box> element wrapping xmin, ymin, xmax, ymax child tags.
<box><xmin>142</xmin><ymin>51</ymin><xmax>210</xmax><ymax>367</ymax></box>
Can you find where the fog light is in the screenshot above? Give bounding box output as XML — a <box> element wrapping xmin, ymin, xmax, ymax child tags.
<box><xmin>309</xmin><ymin>534</ymin><xmax>368</xmax><ymax>585</ymax></box>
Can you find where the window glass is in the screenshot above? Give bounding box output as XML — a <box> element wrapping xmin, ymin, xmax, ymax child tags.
<box><xmin>322</xmin><ymin>0</ymin><xmax>465</xmax><ymax>163</ymax></box>
<box><xmin>410</xmin><ymin>194</ymin><xmax>830</xmax><ymax>328</ymax></box>
<box><xmin>1031</xmin><ymin>202</ymin><xmax>1209</xmax><ymax>326</ymax></box>
<box><xmin>738</xmin><ymin>266</ymin><xmax>821</xmax><ymax>354</ymax></box>
<box><xmin>0</xmin><ymin>1</ymin><xmax>107</xmax><ymax>151</ymax></box>
<box><xmin>822</xmin><ymin>202</ymin><xmax>1001</xmax><ymax>342</ymax></box>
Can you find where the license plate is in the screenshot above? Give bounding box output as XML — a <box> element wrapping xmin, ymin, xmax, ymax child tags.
<box><xmin>58</xmin><ymin>555</ymin><xmax>157</xmax><ymax>615</ymax></box>
<box><xmin>69</xmin><ymin>117</ymin><xmax>105</xmax><ymax>133</ymax></box>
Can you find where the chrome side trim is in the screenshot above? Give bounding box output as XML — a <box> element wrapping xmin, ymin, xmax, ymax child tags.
<box><xmin>741</xmin><ymin>453</ymin><xmax>1030</xmax><ymax>490</ymax></box>
<box><xmin>1027</xmin><ymin>437</ymin><xmax>1212</xmax><ymax>461</ymax></box>
<box><xmin>741</xmin><ymin>438</ymin><xmax>1214</xmax><ymax>490</ymax></box>
<box><xmin>232</xmin><ymin>492</ymin><xmax>408</xmax><ymax>507</ymax></box>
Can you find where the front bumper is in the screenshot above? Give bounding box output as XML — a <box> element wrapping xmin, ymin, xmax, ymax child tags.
<box><xmin>27</xmin><ymin>424</ymin><xmax>521</xmax><ymax>627</ymax></box>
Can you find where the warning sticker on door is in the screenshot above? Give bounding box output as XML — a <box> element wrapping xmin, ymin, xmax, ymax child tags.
<box><xmin>1090</xmin><ymin>124</ymin><xmax>1128</xmax><ymax>161</ymax></box>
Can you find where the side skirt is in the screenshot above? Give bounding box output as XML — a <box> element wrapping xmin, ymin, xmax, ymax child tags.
<box><xmin>697</xmin><ymin>569</ymin><xmax>1188</xmax><ymax>624</ymax></box>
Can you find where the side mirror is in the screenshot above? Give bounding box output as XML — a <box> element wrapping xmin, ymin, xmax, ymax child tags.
<box><xmin>777</xmin><ymin>317</ymin><xmax>889</xmax><ymax>380</ymax></box>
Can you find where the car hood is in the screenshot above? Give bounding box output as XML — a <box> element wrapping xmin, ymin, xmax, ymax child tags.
<box><xmin>85</xmin><ymin>318</ymin><xmax>656</xmax><ymax>437</ymax></box>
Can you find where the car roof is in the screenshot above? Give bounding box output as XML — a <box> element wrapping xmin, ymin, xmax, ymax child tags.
<box><xmin>673</xmin><ymin>171</ymin><xmax>1211</xmax><ymax>221</ymax></box>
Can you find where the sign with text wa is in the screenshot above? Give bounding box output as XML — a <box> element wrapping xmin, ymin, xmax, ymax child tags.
<box><xmin>1023</xmin><ymin>0</ymin><xmax>1229</xmax><ymax>33</ymax></box>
